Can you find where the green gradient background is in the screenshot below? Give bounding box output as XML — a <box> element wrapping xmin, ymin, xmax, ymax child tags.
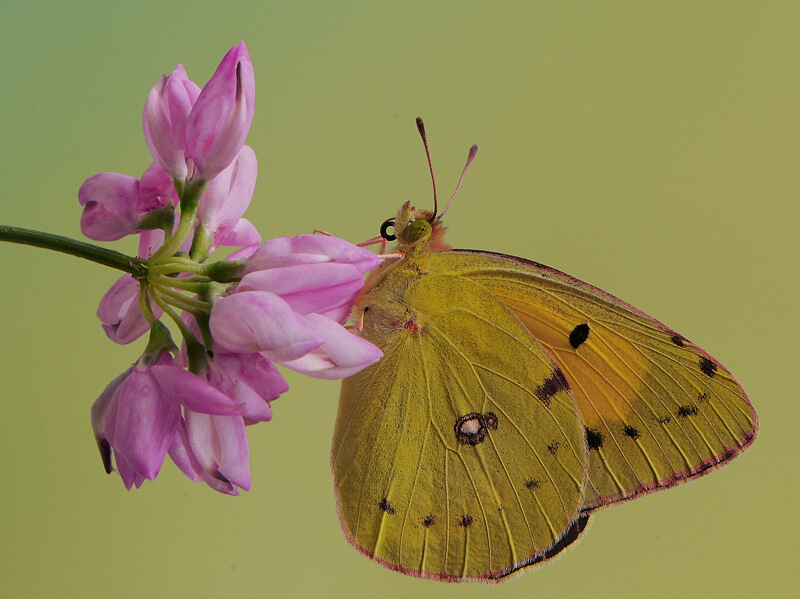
<box><xmin>1</xmin><ymin>2</ymin><xmax>797</xmax><ymax>597</ymax></box>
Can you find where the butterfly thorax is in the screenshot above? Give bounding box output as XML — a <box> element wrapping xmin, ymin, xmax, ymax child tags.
<box><xmin>352</xmin><ymin>203</ymin><xmax>451</xmax><ymax>341</ymax></box>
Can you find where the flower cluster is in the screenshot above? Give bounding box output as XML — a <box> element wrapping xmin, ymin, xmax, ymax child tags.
<box><xmin>81</xmin><ymin>43</ymin><xmax>382</xmax><ymax>494</ymax></box>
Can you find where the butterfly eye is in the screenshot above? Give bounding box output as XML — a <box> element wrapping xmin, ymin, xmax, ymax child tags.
<box><xmin>405</xmin><ymin>218</ymin><xmax>432</xmax><ymax>242</ymax></box>
<box><xmin>380</xmin><ymin>219</ymin><xmax>397</xmax><ymax>241</ymax></box>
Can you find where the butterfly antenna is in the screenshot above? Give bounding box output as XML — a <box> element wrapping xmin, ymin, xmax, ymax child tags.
<box><xmin>416</xmin><ymin>117</ymin><xmax>438</xmax><ymax>216</ymax></box>
<box><xmin>437</xmin><ymin>144</ymin><xmax>478</xmax><ymax>222</ymax></box>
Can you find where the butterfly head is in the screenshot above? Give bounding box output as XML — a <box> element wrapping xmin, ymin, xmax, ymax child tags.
<box><xmin>377</xmin><ymin>119</ymin><xmax>477</xmax><ymax>254</ymax></box>
<box><xmin>380</xmin><ymin>202</ymin><xmax>448</xmax><ymax>253</ymax></box>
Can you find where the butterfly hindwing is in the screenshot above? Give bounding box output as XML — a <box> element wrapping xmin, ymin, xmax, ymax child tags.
<box><xmin>431</xmin><ymin>250</ymin><xmax>758</xmax><ymax>509</ymax></box>
<box><xmin>332</xmin><ymin>272</ymin><xmax>588</xmax><ymax>581</ymax></box>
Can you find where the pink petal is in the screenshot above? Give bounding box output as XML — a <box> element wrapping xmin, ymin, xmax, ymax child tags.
<box><xmin>97</xmin><ymin>274</ymin><xmax>151</xmax><ymax>344</ymax></box>
<box><xmin>316</xmin><ymin>297</ymin><xmax>357</xmax><ymax>324</ymax></box>
<box><xmin>149</xmin><ymin>364</ymin><xmax>245</xmax><ymax>415</ymax></box>
<box><xmin>138</xmin><ymin>229</ymin><xmax>167</xmax><ymax>258</ymax></box>
<box><xmin>79</xmin><ymin>173</ymin><xmax>141</xmax><ymax>241</ymax></box>
<box><xmin>168</xmin><ymin>419</ymin><xmax>204</xmax><ymax>483</ymax></box>
<box><xmin>199</xmin><ymin>145</ymin><xmax>257</xmax><ymax>239</ymax></box>
<box><xmin>239</xmin><ymin>262</ymin><xmax>361</xmax><ymax>295</ymax></box>
<box><xmin>114</xmin><ymin>452</ymin><xmax>146</xmax><ymax>490</ymax></box>
<box><xmin>186</xmin><ymin>42</ymin><xmax>255</xmax><ymax>181</ymax></box>
<box><xmin>104</xmin><ymin>365</ymin><xmax>182</xmax><ymax>481</ymax></box>
<box><xmin>142</xmin><ymin>64</ymin><xmax>201</xmax><ymax>180</ymax></box>
<box><xmin>226</xmin><ymin>242</ymin><xmax>260</xmax><ymax>261</ymax></box>
<box><xmin>278</xmin><ymin>313</ymin><xmax>382</xmax><ymax>380</ymax></box>
<box><xmin>214</xmin><ymin>351</ymin><xmax>288</xmax><ymax>403</ymax></box>
<box><xmin>230</xmin><ymin>381</ymin><xmax>274</xmax><ymax>423</ymax></box>
<box><xmin>90</xmin><ymin>367</ymin><xmax>133</xmax><ymax>474</ymax></box>
<box><xmin>213</xmin><ymin>218</ymin><xmax>262</xmax><ymax>249</ymax></box>
<box><xmin>245</xmin><ymin>234</ymin><xmax>383</xmax><ymax>273</ymax></box>
<box><xmin>184</xmin><ymin>412</ymin><xmax>231</xmax><ymax>493</ymax></box>
<box><xmin>209</xmin><ymin>291</ymin><xmax>323</xmax><ymax>361</ymax></box>
<box><xmin>184</xmin><ymin>412</ymin><xmax>248</xmax><ymax>495</ymax></box>
<box><xmin>238</xmin><ymin>263</ymin><xmax>365</xmax><ymax>315</ymax></box>
<box><xmin>211</xmin><ymin>414</ymin><xmax>251</xmax><ymax>491</ymax></box>
<box><xmin>139</xmin><ymin>162</ymin><xmax>179</xmax><ymax>209</ymax></box>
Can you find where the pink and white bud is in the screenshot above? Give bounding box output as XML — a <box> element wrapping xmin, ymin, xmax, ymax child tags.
<box><xmin>185</xmin><ymin>42</ymin><xmax>255</xmax><ymax>181</ymax></box>
<box><xmin>142</xmin><ymin>64</ymin><xmax>201</xmax><ymax>181</ymax></box>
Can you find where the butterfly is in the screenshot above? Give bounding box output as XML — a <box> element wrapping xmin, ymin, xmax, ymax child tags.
<box><xmin>331</xmin><ymin>119</ymin><xmax>758</xmax><ymax>582</ymax></box>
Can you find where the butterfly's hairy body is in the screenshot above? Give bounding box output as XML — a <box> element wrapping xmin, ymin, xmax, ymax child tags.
<box><xmin>332</xmin><ymin>251</ymin><xmax>589</xmax><ymax>581</ymax></box>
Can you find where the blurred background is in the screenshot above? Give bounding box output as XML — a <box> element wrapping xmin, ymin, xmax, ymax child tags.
<box><xmin>1</xmin><ymin>2</ymin><xmax>797</xmax><ymax>597</ymax></box>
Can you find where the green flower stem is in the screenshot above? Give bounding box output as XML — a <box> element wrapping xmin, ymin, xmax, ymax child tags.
<box><xmin>156</xmin><ymin>286</ymin><xmax>209</xmax><ymax>312</ymax></box>
<box><xmin>148</xmin><ymin>261</ymin><xmax>207</xmax><ymax>276</ymax></box>
<box><xmin>149</xmin><ymin>291</ymin><xmax>207</xmax><ymax>374</ymax></box>
<box><xmin>152</xmin><ymin>178</ymin><xmax>207</xmax><ymax>261</ymax></box>
<box><xmin>138</xmin><ymin>283</ymin><xmax>159</xmax><ymax>325</ymax></box>
<box><xmin>149</xmin><ymin>274</ymin><xmax>208</xmax><ymax>293</ymax></box>
<box><xmin>0</xmin><ymin>225</ymin><xmax>144</xmax><ymax>275</ymax></box>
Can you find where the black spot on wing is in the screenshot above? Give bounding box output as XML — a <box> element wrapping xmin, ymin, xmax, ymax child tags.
<box><xmin>524</xmin><ymin>478</ymin><xmax>542</xmax><ymax>490</ymax></box>
<box><xmin>585</xmin><ymin>427</ymin><xmax>605</xmax><ymax>451</ymax></box>
<box><xmin>484</xmin><ymin>412</ymin><xmax>498</xmax><ymax>430</ymax></box>
<box><xmin>677</xmin><ymin>405</ymin><xmax>699</xmax><ymax>418</ymax></box>
<box><xmin>671</xmin><ymin>335</ymin><xmax>685</xmax><ymax>347</ymax></box>
<box><xmin>422</xmin><ymin>514</ymin><xmax>436</xmax><ymax>528</ymax></box>
<box><xmin>378</xmin><ymin>498</ymin><xmax>396</xmax><ymax>515</ymax></box>
<box><xmin>700</xmin><ymin>356</ymin><xmax>717</xmax><ymax>377</ymax></box>
<box><xmin>534</xmin><ymin>369</ymin><xmax>569</xmax><ymax>407</ymax></box>
<box><xmin>569</xmin><ymin>323</ymin><xmax>590</xmax><ymax>349</ymax></box>
<box><xmin>454</xmin><ymin>412</ymin><xmax>498</xmax><ymax>445</ymax></box>
<box><xmin>454</xmin><ymin>413</ymin><xmax>485</xmax><ymax>445</ymax></box>
<box><xmin>547</xmin><ymin>442</ymin><xmax>559</xmax><ymax>455</ymax></box>
<box><xmin>459</xmin><ymin>515</ymin><xmax>474</xmax><ymax>528</ymax></box>
<box><xmin>622</xmin><ymin>424</ymin><xmax>640</xmax><ymax>440</ymax></box>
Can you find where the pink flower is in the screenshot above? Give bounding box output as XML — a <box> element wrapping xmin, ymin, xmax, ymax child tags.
<box><xmin>279</xmin><ymin>313</ymin><xmax>383</xmax><ymax>379</ymax></box>
<box><xmin>246</xmin><ymin>234</ymin><xmax>382</xmax><ymax>274</ymax></box>
<box><xmin>142</xmin><ymin>64</ymin><xmax>201</xmax><ymax>181</ymax></box>
<box><xmin>186</xmin><ymin>42</ymin><xmax>255</xmax><ymax>181</ymax></box>
<box><xmin>238</xmin><ymin>262</ymin><xmax>367</xmax><ymax>323</ymax></box>
<box><xmin>242</xmin><ymin>234</ymin><xmax>383</xmax><ymax>322</ymax></box>
<box><xmin>173</xmin><ymin>412</ymin><xmax>251</xmax><ymax>495</ymax></box>
<box><xmin>209</xmin><ymin>291</ymin><xmax>325</xmax><ymax>361</ymax></box>
<box><xmin>198</xmin><ymin>145</ymin><xmax>260</xmax><ymax>251</ymax></box>
<box><xmin>97</xmin><ymin>274</ymin><xmax>152</xmax><ymax>344</ymax></box>
<box><xmin>212</xmin><ymin>351</ymin><xmax>288</xmax><ymax>423</ymax></box>
<box><xmin>78</xmin><ymin>173</ymin><xmax>142</xmax><ymax>241</ymax></box>
<box><xmin>91</xmin><ymin>353</ymin><xmax>246</xmax><ymax>489</ymax></box>
<box><xmin>162</xmin><ymin>338</ymin><xmax>287</xmax><ymax>494</ymax></box>
<box><xmin>210</xmin><ymin>235</ymin><xmax>384</xmax><ymax>380</ymax></box>
<box><xmin>83</xmin><ymin>42</ymin><xmax>386</xmax><ymax>495</ymax></box>
<box><xmin>79</xmin><ymin>164</ymin><xmax>178</xmax><ymax>242</ymax></box>
<box><xmin>139</xmin><ymin>162</ymin><xmax>180</xmax><ymax>208</ymax></box>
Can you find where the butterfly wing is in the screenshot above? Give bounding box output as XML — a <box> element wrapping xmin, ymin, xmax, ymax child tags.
<box><xmin>430</xmin><ymin>250</ymin><xmax>758</xmax><ymax>510</ymax></box>
<box><xmin>332</xmin><ymin>272</ymin><xmax>587</xmax><ymax>581</ymax></box>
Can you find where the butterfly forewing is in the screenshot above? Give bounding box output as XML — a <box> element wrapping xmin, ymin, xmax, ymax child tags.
<box><xmin>332</xmin><ymin>272</ymin><xmax>587</xmax><ymax>581</ymax></box>
<box><xmin>432</xmin><ymin>250</ymin><xmax>758</xmax><ymax>509</ymax></box>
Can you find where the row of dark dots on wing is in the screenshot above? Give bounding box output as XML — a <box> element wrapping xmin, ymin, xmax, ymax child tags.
<box><xmin>570</xmin><ymin>324</ymin><xmax>718</xmax><ymax>380</ymax></box>
<box><xmin>378</xmin><ymin>500</ymin><xmax>473</xmax><ymax>529</ymax></box>
<box><xmin>580</xmin><ymin>405</ymin><xmax>704</xmax><ymax>453</ymax></box>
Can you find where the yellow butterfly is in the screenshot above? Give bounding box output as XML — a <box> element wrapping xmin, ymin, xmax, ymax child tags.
<box><xmin>331</xmin><ymin>119</ymin><xmax>758</xmax><ymax>582</ymax></box>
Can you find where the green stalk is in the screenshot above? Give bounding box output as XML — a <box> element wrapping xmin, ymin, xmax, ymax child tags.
<box><xmin>0</xmin><ymin>225</ymin><xmax>144</xmax><ymax>275</ymax></box>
